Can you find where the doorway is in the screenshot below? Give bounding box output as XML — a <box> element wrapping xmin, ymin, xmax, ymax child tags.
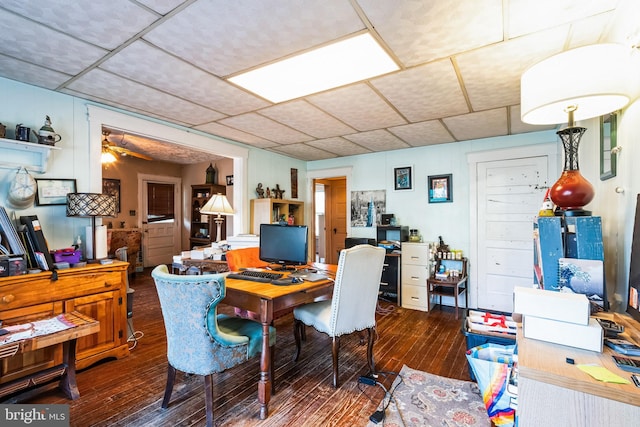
<box><xmin>139</xmin><ymin>173</ymin><xmax>182</xmax><ymax>267</ymax></box>
<box><xmin>312</xmin><ymin>174</ymin><xmax>348</xmax><ymax>266</ymax></box>
<box><xmin>468</xmin><ymin>143</ymin><xmax>558</xmax><ymax>312</ymax></box>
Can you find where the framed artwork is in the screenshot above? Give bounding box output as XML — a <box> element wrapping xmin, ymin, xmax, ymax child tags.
<box><xmin>102</xmin><ymin>178</ymin><xmax>121</xmax><ymax>213</ymax></box>
<box><xmin>428</xmin><ymin>174</ymin><xmax>453</xmax><ymax>203</ymax></box>
<box><xmin>394</xmin><ymin>166</ymin><xmax>413</xmax><ymax>191</ymax></box>
<box><xmin>35</xmin><ymin>178</ymin><xmax>77</xmax><ymax>206</ymax></box>
<box><xmin>600</xmin><ymin>112</ymin><xmax>618</xmax><ymax>181</ymax></box>
<box><xmin>226</xmin><ymin>175</ymin><xmax>234</xmax><ymax>186</ymax></box>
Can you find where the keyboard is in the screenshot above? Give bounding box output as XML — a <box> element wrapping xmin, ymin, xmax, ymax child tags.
<box><xmin>227</xmin><ymin>270</ymin><xmax>284</xmax><ymax>283</ymax></box>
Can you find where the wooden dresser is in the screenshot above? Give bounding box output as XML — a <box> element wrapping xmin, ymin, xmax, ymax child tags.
<box><xmin>0</xmin><ymin>261</ymin><xmax>130</xmax><ymax>389</ymax></box>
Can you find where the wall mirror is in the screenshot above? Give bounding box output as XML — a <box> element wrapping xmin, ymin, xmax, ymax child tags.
<box><xmin>600</xmin><ymin>112</ymin><xmax>617</xmax><ymax>181</ymax></box>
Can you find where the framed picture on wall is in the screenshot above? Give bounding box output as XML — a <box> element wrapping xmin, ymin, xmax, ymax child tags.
<box><xmin>393</xmin><ymin>166</ymin><xmax>413</xmax><ymax>191</ymax></box>
<box><xmin>35</xmin><ymin>178</ymin><xmax>77</xmax><ymax>206</ymax></box>
<box><xmin>428</xmin><ymin>174</ymin><xmax>452</xmax><ymax>203</ymax></box>
<box><xmin>102</xmin><ymin>178</ymin><xmax>121</xmax><ymax>213</ymax></box>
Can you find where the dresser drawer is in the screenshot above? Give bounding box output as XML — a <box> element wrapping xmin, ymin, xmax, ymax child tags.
<box><xmin>401</xmin><ymin>242</ymin><xmax>433</xmax><ymax>266</ymax></box>
<box><xmin>401</xmin><ymin>283</ymin><xmax>428</xmax><ymax>311</ymax></box>
<box><xmin>401</xmin><ymin>264</ymin><xmax>429</xmax><ymax>285</ymax></box>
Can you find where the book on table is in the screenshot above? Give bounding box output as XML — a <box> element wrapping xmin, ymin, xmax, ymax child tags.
<box><xmin>604</xmin><ymin>338</ymin><xmax>640</xmax><ymax>356</ymax></box>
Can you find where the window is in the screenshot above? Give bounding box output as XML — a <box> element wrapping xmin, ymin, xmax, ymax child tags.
<box><xmin>147</xmin><ymin>183</ymin><xmax>175</xmax><ymax>223</ymax></box>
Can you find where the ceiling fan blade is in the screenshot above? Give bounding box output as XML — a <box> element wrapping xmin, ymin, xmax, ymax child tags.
<box><xmin>110</xmin><ymin>146</ymin><xmax>153</xmax><ymax>160</ymax></box>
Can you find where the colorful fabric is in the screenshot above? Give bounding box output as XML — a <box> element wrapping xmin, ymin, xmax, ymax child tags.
<box><xmin>466</xmin><ymin>344</ymin><xmax>516</xmax><ymax>427</ymax></box>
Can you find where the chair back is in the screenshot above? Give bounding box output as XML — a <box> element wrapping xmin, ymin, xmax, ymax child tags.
<box><xmin>151</xmin><ymin>264</ymin><xmax>239</xmax><ymax>375</ymax></box>
<box><xmin>329</xmin><ymin>244</ymin><xmax>386</xmax><ymax>336</ymax></box>
<box><xmin>226</xmin><ymin>246</ymin><xmax>268</xmax><ymax>271</ymax></box>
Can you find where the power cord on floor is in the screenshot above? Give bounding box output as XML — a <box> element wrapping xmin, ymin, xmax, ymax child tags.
<box><xmin>357</xmin><ymin>371</ymin><xmax>403</xmax><ymax>426</ymax></box>
<box><xmin>127</xmin><ymin>318</ymin><xmax>144</xmax><ymax>350</ymax></box>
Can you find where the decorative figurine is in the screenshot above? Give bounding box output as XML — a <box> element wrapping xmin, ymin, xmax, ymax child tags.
<box><xmin>265</xmin><ymin>187</ymin><xmax>271</xmax><ymax>198</ymax></box>
<box><xmin>256</xmin><ymin>183</ymin><xmax>265</xmax><ymax>198</ymax></box>
<box><xmin>34</xmin><ymin>115</ymin><xmax>62</xmax><ymax>145</ymax></box>
<box><xmin>273</xmin><ymin>184</ymin><xmax>285</xmax><ymax>199</ymax></box>
<box><xmin>206</xmin><ymin>163</ymin><xmax>217</xmax><ymax>184</ymax></box>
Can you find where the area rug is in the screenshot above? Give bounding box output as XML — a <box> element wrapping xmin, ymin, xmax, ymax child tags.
<box><xmin>365</xmin><ymin>365</ymin><xmax>490</xmax><ymax>427</ymax></box>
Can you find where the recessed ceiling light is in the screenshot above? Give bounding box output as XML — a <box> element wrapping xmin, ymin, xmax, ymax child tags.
<box><xmin>227</xmin><ymin>33</ymin><xmax>399</xmax><ymax>103</ymax></box>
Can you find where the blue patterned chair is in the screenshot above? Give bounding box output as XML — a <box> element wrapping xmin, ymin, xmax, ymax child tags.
<box><xmin>151</xmin><ymin>265</ymin><xmax>276</xmax><ymax>426</ymax></box>
<box><xmin>293</xmin><ymin>244</ymin><xmax>386</xmax><ymax>387</ymax></box>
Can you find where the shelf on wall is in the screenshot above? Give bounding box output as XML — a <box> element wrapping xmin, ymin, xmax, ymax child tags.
<box><xmin>0</xmin><ymin>138</ymin><xmax>60</xmax><ymax>173</ymax></box>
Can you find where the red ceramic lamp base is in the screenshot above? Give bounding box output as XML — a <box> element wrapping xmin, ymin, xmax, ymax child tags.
<box><xmin>549</xmin><ymin>169</ymin><xmax>594</xmax><ymax>213</ymax></box>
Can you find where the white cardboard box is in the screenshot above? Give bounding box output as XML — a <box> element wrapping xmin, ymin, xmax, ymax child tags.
<box><xmin>190</xmin><ymin>249</ymin><xmax>206</xmax><ymax>260</ymax></box>
<box><xmin>523</xmin><ymin>315</ymin><xmax>603</xmax><ymax>352</ymax></box>
<box><xmin>513</xmin><ymin>287</ymin><xmax>590</xmax><ymax>325</ymax></box>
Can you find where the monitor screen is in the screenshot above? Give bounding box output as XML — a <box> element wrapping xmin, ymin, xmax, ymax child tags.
<box><xmin>259</xmin><ymin>224</ymin><xmax>308</xmax><ymax>268</ymax></box>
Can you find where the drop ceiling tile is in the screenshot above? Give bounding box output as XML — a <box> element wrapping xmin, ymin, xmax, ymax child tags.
<box><xmin>62</xmin><ymin>88</ymin><xmax>193</xmax><ymax>127</ymax></box>
<box><xmin>566</xmin><ymin>12</ymin><xmax>616</xmax><ymax>48</ymax></box>
<box><xmin>144</xmin><ymin>0</ymin><xmax>364</xmax><ymax>76</ymax></box>
<box><xmin>388</xmin><ymin>120</ymin><xmax>455</xmax><ymax>146</ymax></box>
<box><xmin>371</xmin><ymin>60</ymin><xmax>468</xmax><ymax>122</ymax></box>
<box><xmin>307</xmin><ymin>84</ymin><xmax>407</xmax><ymax>131</ymax></box>
<box><xmin>359</xmin><ymin>0</ymin><xmax>503</xmax><ymax>66</ymax></box>
<box><xmin>509</xmin><ymin>105</ymin><xmax>557</xmax><ymax>134</ymax></box>
<box><xmin>0</xmin><ymin>56</ymin><xmax>71</xmax><ymax>90</ymax></box>
<box><xmin>343</xmin><ymin>129</ymin><xmax>410</xmax><ymax>152</ymax></box>
<box><xmin>443</xmin><ymin>108</ymin><xmax>508</xmax><ymax>141</ymax></box>
<box><xmin>507</xmin><ymin>0</ymin><xmax>618</xmax><ymax>38</ymax></box>
<box><xmin>1</xmin><ymin>0</ymin><xmax>158</xmax><ymax>50</ymax></box>
<box><xmin>101</xmin><ymin>41</ymin><xmax>269</xmax><ymax>115</ymax></box>
<box><xmin>306</xmin><ymin>137</ymin><xmax>372</xmax><ymax>156</ymax></box>
<box><xmin>0</xmin><ymin>14</ymin><xmax>107</xmax><ymax>75</ymax></box>
<box><xmin>219</xmin><ymin>113</ymin><xmax>313</xmax><ymax>144</ymax></box>
<box><xmin>67</xmin><ymin>69</ymin><xmax>225</xmax><ymax>125</ymax></box>
<box><xmin>137</xmin><ymin>0</ymin><xmax>186</xmax><ymax>15</ymax></box>
<box><xmin>194</xmin><ymin>122</ymin><xmax>278</xmax><ymax>149</ymax></box>
<box><xmin>259</xmin><ymin>101</ymin><xmax>355</xmax><ymax>138</ymax></box>
<box><xmin>269</xmin><ymin>143</ymin><xmax>337</xmax><ymax>161</ymax></box>
<box><xmin>456</xmin><ymin>27</ymin><xmax>568</xmax><ymax>112</ymax></box>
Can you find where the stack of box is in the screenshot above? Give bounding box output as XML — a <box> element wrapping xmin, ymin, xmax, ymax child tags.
<box><xmin>513</xmin><ymin>287</ymin><xmax>603</xmax><ymax>352</ymax></box>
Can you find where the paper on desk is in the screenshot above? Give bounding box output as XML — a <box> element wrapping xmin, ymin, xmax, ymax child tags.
<box><xmin>577</xmin><ymin>364</ymin><xmax>631</xmax><ymax>384</ymax></box>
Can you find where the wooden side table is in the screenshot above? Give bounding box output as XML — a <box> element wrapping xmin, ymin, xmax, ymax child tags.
<box><xmin>426</xmin><ymin>258</ymin><xmax>468</xmax><ymax>319</ymax></box>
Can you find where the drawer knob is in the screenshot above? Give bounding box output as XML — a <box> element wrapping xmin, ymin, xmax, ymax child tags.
<box><xmin>2</xmin><ymin>294</ymin><xmax>15</xmax><ymax>304</ymax></box>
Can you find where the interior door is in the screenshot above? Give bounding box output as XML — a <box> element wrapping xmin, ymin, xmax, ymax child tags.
<box><xmin>140</xmin><ymin>175</ymin><xmax>182</xmax><ymax>267</ymax></box>
<box><xmin>323</xmin><ymin>178</ymin><xmax>347</xmax><ymax>265</ymax></box>
<box><xmin>476</xmin><ymin>156</ymin><xmax>550</xmax><ymax>312</ymax></box>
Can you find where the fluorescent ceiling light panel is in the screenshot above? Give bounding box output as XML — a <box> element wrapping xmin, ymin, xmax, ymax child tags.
<box><xmin>228</xmin><ymin>33</ymin><xmax>399</xmax><ymax>103</ymax></box>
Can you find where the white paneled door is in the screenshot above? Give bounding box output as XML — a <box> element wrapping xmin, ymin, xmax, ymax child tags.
<box><xmin>470</xmin><ymin>143</ymin><xmax>557</xmax><ymax>313</ymax></box>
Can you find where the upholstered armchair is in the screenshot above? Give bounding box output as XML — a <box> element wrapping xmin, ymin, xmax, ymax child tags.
<box><xmin>226</xmin><ymin>247</ymin><xmax>268</xmax><ymax>321</ymax></box>
<box><xmin>151</xmin><ymin>265</ymin><xmax>276</xmax><ymax>427</ymax></box>
<box><xmin>293</xmin><ymin>244</ymin><xmax>386</xmax><ymax>387</ymax></box>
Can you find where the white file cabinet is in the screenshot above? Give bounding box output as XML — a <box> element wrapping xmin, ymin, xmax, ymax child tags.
<box><xmin>401</xmin><ymin>242</ymin><xmax>436</xmax><ymax>311</ymax></box>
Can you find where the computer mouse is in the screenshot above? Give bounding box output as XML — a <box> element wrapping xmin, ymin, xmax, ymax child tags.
<box><xmin>291</xmin><ymin>277</ymin><xmax>304</xmax><ymax>284</ymax></box>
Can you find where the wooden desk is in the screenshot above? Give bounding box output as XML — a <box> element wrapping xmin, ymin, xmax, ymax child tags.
<box><xmin>172</xmin><ymin>258</ymin><xmax>229</xmax><ymax>275</ymax></box>
<box><xmin>517</xmin><ymin>313</ymin><xmax>640</xmax><ymax>426</ymax></box>
<box><xmin>223</xmin><ymin>263</ymin><xmax>336</xmax><ymax>419</ymax></box>
<box><xmin>0</xmin><ymin>311</ymin><xmax>100</xmax><ymax>402</ymax></box>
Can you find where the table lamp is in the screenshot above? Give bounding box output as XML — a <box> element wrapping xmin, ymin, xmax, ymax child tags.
<box><xmin>67</xmin><ymin>193</ymin><xmax>117</xmax><ymax>261</ymax></box>
<box><xmin>520</xmin><ymin>43</ymin><xmax>635</xmax><ymax>216</ymax></box>
<box><xmin>200</xmin><ymin>193</ymin><xmax>234</xmax><ymax>242</ymax></box>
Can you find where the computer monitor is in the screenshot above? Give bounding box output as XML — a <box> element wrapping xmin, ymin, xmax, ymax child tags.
<box><xmin>259</xmin><ymin>224</ymin><xmax>308</xmax><ymax>270</ymax></box>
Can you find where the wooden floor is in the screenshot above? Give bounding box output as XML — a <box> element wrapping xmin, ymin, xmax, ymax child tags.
<box><xmin>29</xmin><ymin>268</ymin><xmax>473</xmax><ymax>426</ymax></box>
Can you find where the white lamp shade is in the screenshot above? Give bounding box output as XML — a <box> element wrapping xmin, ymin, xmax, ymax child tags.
<box><xmin>521</xmin><ymin>43</ymin><xmax>635</xmax><ymax>125</ymax></box>
<box><xmin>200</xmin><ymin>193</ymin><xmax>234</xmax><ymax>216</ymax></box>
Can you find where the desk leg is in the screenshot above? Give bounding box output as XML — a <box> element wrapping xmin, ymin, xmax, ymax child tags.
<box><xmin>258</xmin><ymin>298</ymin><xmax>272</xmax><ymax>420</ymax></box>
<box><xmin>59</xmin><ymin>339</ymin><xmax>80</xmax><ymax>400</ymax></box>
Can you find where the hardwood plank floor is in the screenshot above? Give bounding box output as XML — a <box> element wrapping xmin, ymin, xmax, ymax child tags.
<box><xmin>29</xmin><ymin>268</ymin><xmax>473</xmax><ymax>426</ymax></box>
